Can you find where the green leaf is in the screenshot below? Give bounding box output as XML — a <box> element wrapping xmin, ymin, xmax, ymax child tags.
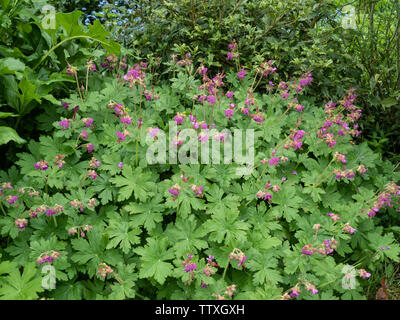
<box><xmin>247</xmin><ymin>248</ymin><xmax>282</xmax><ymax>286</ymax></box>
<box><xmin>105</xmin><ymin>211</ymin><xmax>141</xmax><ymax>254</ymax></box>
<box><xmin>0</xmin><ymin>263</ymin><xmax>44</xmax><ymax>300</ymax></box>
<box><xmin>165</xmin><ymin>215</ymin><xmax>208</xmax><ymax>257</ymax></box>
<box><xmin>110</xmin><ymin>166</ymin><xmax>157</xmax><ymax>202</ymax></box>
<box><xmin>124</xmin><ymin>194</ymin><xmax>165</xmax><ymax>231</ymax></box>
<box><xmin>135</xmin><ymin>238</ymin><xmax>175</xmax><ymax>285</ymax></box>
<box><xmin>0</xmin><ymin>57</ymin><xmax>25</xmax><ymax>75</ymax></box>
<box><xmin>0</xmin><ymin>126</ymin><xmax>26</xmax><ymax>145</ymax></box>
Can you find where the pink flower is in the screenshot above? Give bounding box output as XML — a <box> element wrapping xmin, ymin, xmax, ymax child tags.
<box><xmin>281</xmin><ymin>91</ymin><xmax>290</xmax><ymax>99</ymax></box>
<box><xmin>198</xmin><ymin>132</ymin><xmax>209</xmax><ymax>143</ymax></box>
<box><xmin>168</xmin><ymin>184</ymin><xmax>181</xmax><ymax>197</ymax></box>
<box><xmin>34</xmin><ymin>160</ymin><xmax>49</xmax><ymax>171</ymax></box>
<box><xmin>269</xmin><ymin>157</ymin><xmax>279</xmax><ymax>166</ymax></box>
<box><xmin>7</xmin><ymin>195</ymin><xmax>18</xmax><ymax>204</ymax></box>
<box><xmin>225</xmin><ymin>108</ymin><xmax>234</xmax><ymax>119</ymax></box>
<box><xmin>226</xmin><ymin>91</ymin><xmax>234</xmax><ymax>99</ymax></box>
<box><xmin>82</xmin><ymin>118</ymin><xmax>94</xmax><ymax>128</ymax></box>
<box><xmin>80</xmin><ymin>129</ymin><xmax>89</xmax><ymax>140</ymax></box>
<box><xmin>116</xmin><ymin>131</ymin><xmax>126</xmax><ymax>142</ymax></box>
<box><xmin>237</xmin><ymin>68</ymin><xmax>246</xmax><ymax>80</ymax></box>
<box><xmin>118</xmin><ymin>162</ymin><xmax>123</xmax><ymax>169</ymax></box>
<box><xmin>241</xmin><ymin>107</ymin><xmax>249</xmax><ymax>115</ymax></box>
<box><xmin>358</xmin><ymin>269</ymin><xmax>371</xmax><ymax>279</ymax></box>
<box><xmin>174</xmin><ymin>114</ymin><xmax>185</xmax><ymax>125</ymax></box>
<box><xmin>59</xmin><ymin>119</ymin><xmax>71</xmax><ymax>130</ymax></box>
<box><xmin>85</xmin><ymin>143</ymin><xmax>94</xmax><ymax>153</ymax></box>
<box><xmin>207</xmin><ymin>95</ymin><xmax>216</xmax><ymax>105</ymax></box>
<box><xmin>147</xmin><ymin>127</ymin><xmax>159</xmax><ymax>138</ymax></box>
<box><xmin>88</xmin><ymin>170</ymin><xmax>98</xmax><ymax>180</ymax></box>
<box><xmin>120</xmin><ymin>117</ymin><xmax>132</xmax><ymax>125</ymax></box>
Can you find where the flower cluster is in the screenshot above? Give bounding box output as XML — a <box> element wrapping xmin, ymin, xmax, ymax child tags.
<box><xmin>168</xmin><ymin>184</ymin><xmax>181</xmax><ymax>200</ymax></box>
<box><xmin>175</xmin><ymin>52</ymin><xmax>193</xmax><ymax>67</ymax></box>
<box><xmin>203</xmin><ymin>255</ymin><xmax>219</xmax><ymax>277</ymax></box>
<box><xmin>282</xmin><ymin>282</ymin><xmax>318</xmax><ymax>299</ymax></box>
<box><xmin>97</xmin><ymin>263</ymin><xmax>114</xmax><ymax>279</ymax></box>
<box><xmin>365</xmin><ymin>181</ymin><xmax>400</xmax><ymax>217</ymax></box>
<box><xmin>36</xmin><ymin>251</ymin><xmax>61</xmax><ymax>264</ymax></box>
<box><xmin>213</xmin><ymin>284</ymin><xmax>237</xmax><ymax>300</ymax></box>
<box><xmin>82</xmin><ymin>117</ymin><xmax>94</xmax><ymax>128</ymax></box>
<box><xmin>302</xmin><ymin>237</ymin><xmax>339</xmax><ymax>256</ymax></box>
<box><xmin>229</xmin><ymin>248</ymin><xmax>247</xmax><ymax>268</ymax></box>
<box><xmin>283</xmin><ymin>129</ymin><xmax>307</xmax><ymax>151</ymax></box>
<box><xmin>15</xmin><ymin>218</ymin><xmax>28</xmax><ymax>230</ymax></box>
<box><xmin>54</xmin><ymin>154</ymin><xmax>66</xmax><ymax>169</ymax></box>
<box><xmin>45</xmin><ymin>204</ymin><xmax>64</xmax><ymax>217</ymax></box>
<box><xmin>34</xmin><ymin>159</ymin><xmax>49</xmax><ymax>171</ymax></box>
<box><xmin>256</xmin><ymin>180</ymin><xmax>282</xmax><ymax>202</ymax></box>
<box><xmin>68</xmin><ymin>224</ymin><xmax>93</xmax><ymax>238</ymax></box>
<box><xmin>101</xmin><ymin>54</ymin><xmax>118</xmax><ymax>70</ymax></box>
<box><xmin>6</xmin><ymin>195</ymin><xmax>18</xmax><ymax>204</ymax></box>
<box><xmin>226</xmin><ymin>41</ymin><xmax>239</xmax><ymax>61</ymax></box>
<box><xmin>191</xmin><ymin>184</ymin><xmax>203</xmax><ymax>198</ymax></box>
<box><xmin>59</xmin><ymin>119</ymin><xmax>71</xmax><ymax>130</ymax></box>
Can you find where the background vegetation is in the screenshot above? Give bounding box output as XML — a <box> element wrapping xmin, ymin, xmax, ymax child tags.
<box><xmin>0</xmin><ymin>0</ymin><xmax>399</xmax><ymax>300</ymax></box>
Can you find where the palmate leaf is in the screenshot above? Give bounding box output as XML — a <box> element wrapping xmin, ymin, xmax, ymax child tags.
<box><xmin>245</xmin><ymin>202</ymin><xmax>282</xmax><ymax>238</ymax></box>
<box><xmin>246</xmin><ymin>248</ymin><xmax>282</xmax><ymax>286</ymax></box>
<box><xmin>367</xmin><ymin>231</ymin><xmax>400</xmax><ymax>262</ymax></box>
<box><xmin>270</xmin><ymin>186</ymin><xmax>303</xmax><ymax>222</ymax></box>
<box><xmin>87</xmin><ymin>173</ymin><xmax>116</xmax><ymax>205</ymax></box>
<box><xmin>205</xmin><ymin>184</ymin><xmax>240</xmax><ymax>215</ymax></box>
<box><xmin>202</xmin><ymin>208</ymin><xmax>250</xmax><ymax>244</ymax></box>
<box><xmin>123</xmin><ymin>194</ymin><xmax>165</xmax><ymax>231</ymax></box>
<box><xmin>0</xmin><ymin>263</ymin><xmax>44</xmax><ymax>300</ymax></box>
<box><xmin>110</xmin><ymin>165</ymin><xmax>157</xmax><ymax>202</ymax></box>
<box><xmin>71</xmin><ymin>231</ymin><xmax>122</xmax><ymax>277</ymax></box>
<box><xmin>108</xmin><ymin>263</ymin><xmax>138</xmax><ymax>300</ymax></box>
<box><xmin>135</xmin><ymin>237</ymin><xmax>175</xmax><ymax>285</ymax></box>
<box><xmin>105</xmin><ymin>211</ymin><xmax>141</xmax><ymax>254</ymax></box>
<box><xmin>165</xmin><ymin>215</ymin><xmax>208</xmax><ymax>257</ymax></box>
<box><xmin>0</xmin><ymin>126</ymin><xmax>26</xmax><ymax>145</ymax></box>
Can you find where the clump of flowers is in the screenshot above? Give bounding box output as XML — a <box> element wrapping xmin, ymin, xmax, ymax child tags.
<box><xmin>68</xmin><ymin>224</ymin><xmax>93</xmax><ymax>238</ymax></box>
<box><xmin>36</xmin><ymin>251</ymin><xmax>61</xmax><ymax>264</ymax></box>
<box><xmin>82</xmin><ymin>117</ymin><xmax>94</xmax><ymax>128</ymax></box>
<box><xmin>191</xmin><ymin>184</ymin><xmax>204</xmax><ymax>198</ymax></box>
<box><xmin>70</xmin><ymin>199</ymin><xmax>84</xmax><ymax>212</ymax></box>
<box><xmin>54</xmin><ymin>154</ymin><xmax>66</xmax><ymax>168</ymax></box>
<box><xmin>168</xmin><ymin>184</ymin><xmax>181</xmax><ymax>200</ymax></box>
<box><xmin>364</xmin><ymin>181</ymin><xmax>400</xmax><ymax>217</ymax></box>
<box><xmin>358</xmin><ymin>269</ymin><xmax>371</xmax><ymax>279</ymax></box>
<box><xmin>15</xmin><ymin>218</ymin><xmax>28</xmax><ymax>230</ymax></box>
<box><xmin>6</xmin><ymin>195</ymin><xmax>18</xmax><ymax>205</ymax></box>
<box><xmin>283</xmin><ymin>129</ymin><xmax>308</xmax><ymax>151</ymax></box>
<box><xmin>97</xmin><ymin>263</ymin><xmax>114</xmax><ymax>279</ymax></box>
<box><xmin>229</xmin><ymin>248</ymin><xmax>247</xmax><ymax>268</ymax></box>
<box><xmin>59</xmin><ymin>119</ymin><xmax>71</xmax><ymax>130</ymax></box>
<box><xmin>34</xmin><ymin>160</ymin><xmax>49</xmax><ymax>171</ymax></box>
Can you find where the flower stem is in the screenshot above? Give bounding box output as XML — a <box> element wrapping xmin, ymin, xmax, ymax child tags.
<box><xmin>0</xmin><ymin>202</ymin><xmax>6</xmax><ymax>215</ymax></box>
<box><xmin>53</xmin><ymin>215</ymin><xmax>58</xmax><ymax>227</ymax></box>
<box><xmin>312</xmin><ymin>158</ymin><xmax>335</xmax><ymax>188</ymax></box>
<box><xmin>222</xmin><ymin>256</ymin><xmax>230</xmax><ymax>281</ymax></box>
<box><xmin>85</xmin><ymin>66</ymin><xmax>89</xmax><ymax>93</ymax></box>
<box><xmin>74</xmin><ymin>72</ymin><xmax>84</xmax><ymax>103</ymax></box>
